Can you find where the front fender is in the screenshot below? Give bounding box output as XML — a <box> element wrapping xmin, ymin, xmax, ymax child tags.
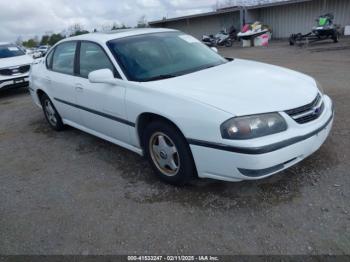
<box><xmin>124</xmin><ymin>82</ymin><xmax>233</xmax><ymax>148</ymax></box>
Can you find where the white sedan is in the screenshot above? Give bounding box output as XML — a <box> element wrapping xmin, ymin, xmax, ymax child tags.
<box><xmin>29</xmin><ymin>28</ymin><xmax>334</xmax><ymax>185</ymax></box>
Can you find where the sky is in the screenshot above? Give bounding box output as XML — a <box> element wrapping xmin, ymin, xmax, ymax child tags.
<box><xmin>0</xmin><ymin>0</ymin><xmax>285</xmax><ymax>42</ymax></box>
<box><xmin>0</xmin><ymin>0</ymin><xmax>219</xmax><ymax>42</ymax></box>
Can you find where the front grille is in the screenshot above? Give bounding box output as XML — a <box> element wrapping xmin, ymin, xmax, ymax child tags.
<box><xmin>0</xmin><ymin>68</ymin><xmax>12</xmax><ymax>76</ymax></box>
<box><xmin>19</xmin><ymin>65</ymin><xmax>30</xmax><ymax>73</ymax></box>
<box><xmin>0</xmin><ymin>64</ymin><xmax>30</xmax><ymax>76</ymax></box>
<box><xmin>285</xmin><ymin>93</ymin><xmax>324</xmax><ymax>124</ymax></box>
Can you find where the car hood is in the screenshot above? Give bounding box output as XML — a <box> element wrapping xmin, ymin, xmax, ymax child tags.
<box><xmin>143</xmin><ymin>59</ymin><xmax>319</xmax><ymax>116</ymax></box>
<box><xmin>0</xmin><ymin>55</ymin><xmax>33</xmax><ymax>68</ymax></box>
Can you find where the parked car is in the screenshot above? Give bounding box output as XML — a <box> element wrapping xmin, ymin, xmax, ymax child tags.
<box><xmin>37</xmin><ymin>45</ymin><xmax>50</xmax><ymax>56</ymax></box>
<box><xmin>26</xmin><ymin>48</ymin><xmax>43</xmax><ymax>59</ymax></box>
<box><xmin>0</xmin><ymin>42</ymin><xmax>33</xmax><ymax>91</ymax></box>
<box><xmin>29</xmin><ymin>29</ymin><xmax>334</xmax><ymax>185</ymax></box>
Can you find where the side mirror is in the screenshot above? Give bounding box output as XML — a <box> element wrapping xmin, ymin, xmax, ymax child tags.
<box><xmin>211</xmin><ymin>47</ymin><xmax>218</xmax><ymax>53</ymax></box>
<box><xmin>88</xmin><ymin>69</ymin><xmax>120</xmax><ymax>85</ymax></box>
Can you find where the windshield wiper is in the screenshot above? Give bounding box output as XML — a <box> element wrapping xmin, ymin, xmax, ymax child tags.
<box><xmin>203</xmin><ymin>65</ymin><xmax>216</xmax><ymax>69</ymax></box>
<box><xmin>143</xmin><ymin>74</ymin><xmax>178</xmax><ymax>82</ymax></box>
<box><xmin>194</xmin><ymin>63</ymin><xmax>221</xmax><ymax>73</ymax></box>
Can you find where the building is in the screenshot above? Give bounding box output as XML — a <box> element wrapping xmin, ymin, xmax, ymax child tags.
<box><xmin>149</xmin><ymin>0</ymin><xmax>350</xmax><ymax>39</ymax></box>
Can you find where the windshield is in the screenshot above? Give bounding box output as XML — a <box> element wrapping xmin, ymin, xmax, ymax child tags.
<box><xmin>0</xmin><ymin>44</ymin><xmax>25</xmax><ymax>59</ymax></box>
<box><xmin>107</xmin><ymin>32</ymin><xmax>227</xmax><ymax>82</ymax></box>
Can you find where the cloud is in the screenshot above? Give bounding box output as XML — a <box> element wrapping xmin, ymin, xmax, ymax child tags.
<box><xmin>0</xmin><ymin>0</ymin><xmax>216</xmax><ymax>42</ymax></box>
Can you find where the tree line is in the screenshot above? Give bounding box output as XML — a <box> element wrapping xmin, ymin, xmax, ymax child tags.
<box><xmin>21</xmin><ymin>34</ymin><xmax>65</xmax><ymax>48</ymax></box>
<box><xmin>20</xmin><ymin>16</ymin><xmax>148</xmax><ymax>48</ymax></box>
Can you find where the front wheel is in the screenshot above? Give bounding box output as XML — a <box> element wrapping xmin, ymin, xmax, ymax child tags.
<box><xmin>40</xmin><ymin>93</ymin><xmax>65</xmax><ymax>131</ymax></box>
<box><xmin>142</xmin><ymin>121</ymin><xmax>196</xmax><ymax>185</ymax></box>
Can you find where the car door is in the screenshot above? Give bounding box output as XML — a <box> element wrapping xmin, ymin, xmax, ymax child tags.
<box><xmin>46</xmin><ymin>41</ymin><xmax>82</xmax><ymax>125</ymax></box>
<box><xmin>74</xmin><ymin>41</ymin><xmax>130</xmax><ymax>143</ymax></box>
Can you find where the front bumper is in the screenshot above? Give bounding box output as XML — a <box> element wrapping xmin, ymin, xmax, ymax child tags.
<box><xmin>190</xmin><ymin>95</ymin><xmax>334</xmax><ymax>182</ymax></box>
<box><xmin>0</xmin><ymin>76</ymin><xmax>29</xmax><ymax>90</ymax></box>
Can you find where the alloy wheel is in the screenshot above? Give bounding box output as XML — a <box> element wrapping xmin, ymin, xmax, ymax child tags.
<box><xmin>149</xmin><ymin>132</ymin><xmax>180</xmax><ymax>176</ymax></box>
<box><xmin>44</xmin><ymin>99</ymin><xmax>57</xmax><ymax>126</ymax></box>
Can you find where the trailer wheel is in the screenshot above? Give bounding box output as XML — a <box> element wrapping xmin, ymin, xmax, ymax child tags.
<box><xmin>332</xmin><ymin>32</ymin><xmax>339</xmax><ymax>43</ymax></box>
<box><xmin>289</xmin><ymin>36</ymin><xmax>295</xmax><ymax>46</ymax></box>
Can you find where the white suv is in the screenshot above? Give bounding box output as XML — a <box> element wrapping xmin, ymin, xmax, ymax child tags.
<box><xmin>0</xmin><ymin>42</ymin><xmax>33</xmax><ymax>91</ymax></box>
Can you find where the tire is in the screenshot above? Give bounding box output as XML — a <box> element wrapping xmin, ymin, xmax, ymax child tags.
<box><xmin>289</xmin><ymin>37</ymin><xmax>295</xmax><ymax>46</ymax></box>
<box><xmin>225</xmin><ymin>39</ymin><xmax>233</xmax><ymax>47</ymax></box>
<box><xmin>289</xmin><ymin>35</ymin><xmax>296</xmax><ymax>46</ymax></box>
<box><xmin>332</xmin><ymin>32</ymin><xmax>339</xmax><ymax>43</ymax></box>
<box><xmin>40</xmin><ymin>93</ymin><xmax>65</xmax><ymax>131</ymax></box>
<box><xmin>142</xmin><ymin>121</ymin><xmax>196</xmax><ymax>186</ymax></box>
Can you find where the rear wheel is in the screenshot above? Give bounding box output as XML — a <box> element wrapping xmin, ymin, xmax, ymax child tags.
<box><xmin>225</xmin><ymin>39</ymin><xmax>233</xmax><ymax>47</ymax></box>
<box><xmin>40</xmin><ymin>93</ymin><xmax>64</xmax><ymax>131</ymax></box>
<box><xmin>142</xmin><ymin>121</ymin><xmax>196</xmax><ymax>185</ymax></box>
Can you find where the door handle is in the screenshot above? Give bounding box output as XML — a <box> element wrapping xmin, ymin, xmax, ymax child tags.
<box><xmin>45</xmin><ymin>77</ymin><xmax>51</xmax><ymax>83</ymax></box>
<box><xmin>75</xmin><ymin>83</ymin><xmax>84</xmax><ymax>92</ymax></box>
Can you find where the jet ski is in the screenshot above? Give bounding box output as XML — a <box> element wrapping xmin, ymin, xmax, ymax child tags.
<box><xmin>237</xmin><ymin>22</ymin><xmax>271</xmax><ymax>40</ymax></box>
<box><xmin>290</xmin><ymin>13</ymin><xmax>340</xmax><ymax>45</ymax></box>
<box><xmin>313</xmin><ymin>13</ymin><xmax>338</xmax><ymax>38</ymax></box>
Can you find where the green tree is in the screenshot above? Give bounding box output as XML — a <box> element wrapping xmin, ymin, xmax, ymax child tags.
<box><xmin>22</xmin><ymin>38</ymin><xmax>38</xmax><ymax>48</ymax></box>
<box><xmin>48</xmin><ymin>33</ymin><xmax>64</xmax><ymax>46</ymax></box>
<box><xmin>40</xmin><ymin>35</ymin><xmax>50</xmax><ymax>45</ymax></box>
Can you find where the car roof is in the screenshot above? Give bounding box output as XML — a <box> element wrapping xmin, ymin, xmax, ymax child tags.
<box><xmin>60</xmin><ymin>28</ymin><xmax>178</xmax><ymax>45</ymax></box>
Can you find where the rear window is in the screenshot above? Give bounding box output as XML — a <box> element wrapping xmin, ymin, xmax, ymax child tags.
<box><xmin>52</xmin><ymin>42</ymin><xmax>77</xmax><ymax>75</ymax></box>
<box><xmin>0</xmin><ymin>44</ymin><xmax>25</xmax><ymax>59</ymax></box>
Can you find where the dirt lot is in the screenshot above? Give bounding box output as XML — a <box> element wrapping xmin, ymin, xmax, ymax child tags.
<box><xmin>1</xmin><ymin>40</ymin><xmax>350</xmax><ymax>255</ymax></box>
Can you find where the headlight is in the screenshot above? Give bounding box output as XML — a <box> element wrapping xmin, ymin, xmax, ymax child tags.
<box><xmin>220</xmin><ymin>113</ymin><xmax>287</xmax><ymax>140</ymax></box>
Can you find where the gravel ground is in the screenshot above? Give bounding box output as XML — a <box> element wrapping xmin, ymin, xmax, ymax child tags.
<box><xmin>0</xmin><ymin>39</ymin><xmax>349</xmax><ymax>255</ymax></box>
